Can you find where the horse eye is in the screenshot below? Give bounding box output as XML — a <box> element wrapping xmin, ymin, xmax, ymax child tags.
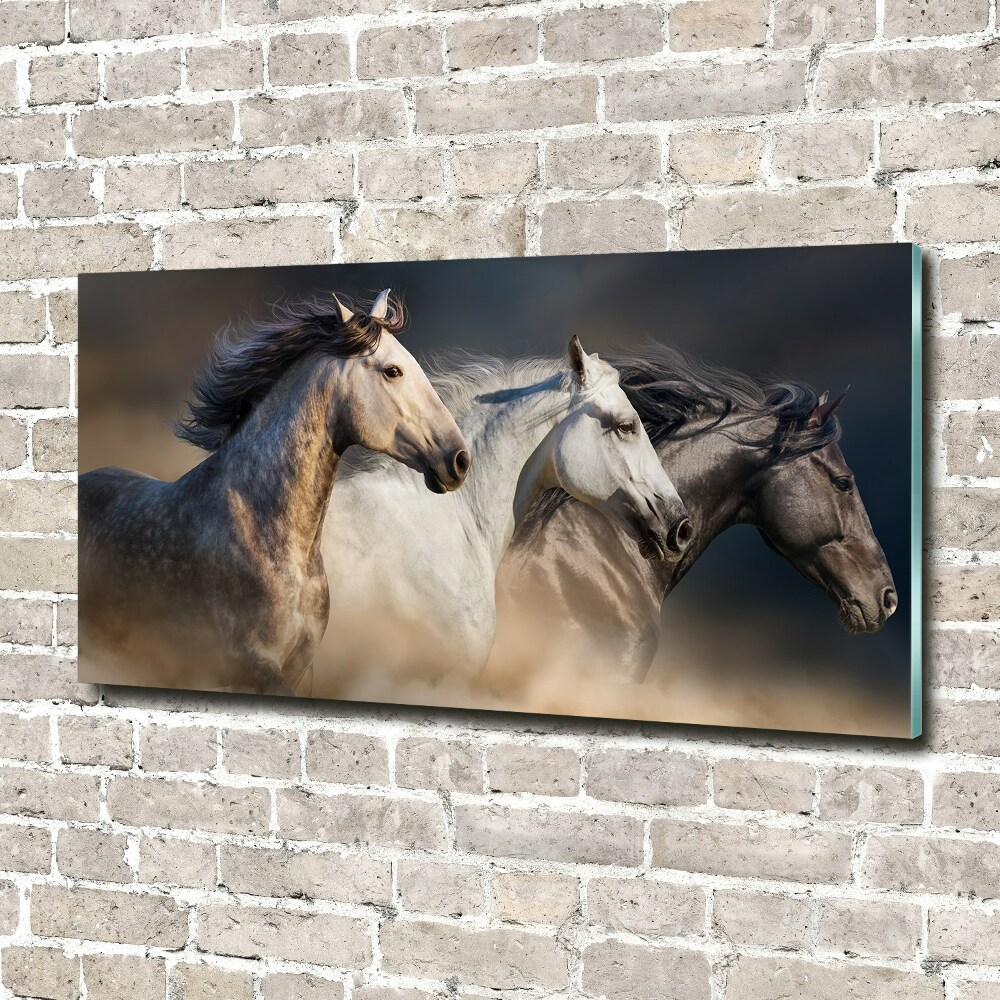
<box><xmin>616</xmin><ymin>420</ymin><xmax>638</xmax><ymax>436</ymax></box>
<box><xmin>382</xmin><ymin>365</ymin><xmax>403</xmax><ymax>380</ymax></box>
<box><xmin>834</xmin><ymin>476</ymin><xmax>853</xmax><ymax>493</ymax></box>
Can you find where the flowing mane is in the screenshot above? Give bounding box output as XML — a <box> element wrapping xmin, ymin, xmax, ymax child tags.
<box><xmin>176</xmin><ymin>292</ymin><xmax>406</xmax><ymax>452</ymax></box>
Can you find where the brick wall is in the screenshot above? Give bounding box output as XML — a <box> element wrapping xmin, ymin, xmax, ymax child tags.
<box><xmin>0</xmin><ymin>0</ymin><xmax>997</xmax><ymax>996</ymax></box>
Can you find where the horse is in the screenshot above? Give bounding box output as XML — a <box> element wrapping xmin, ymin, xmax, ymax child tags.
<box><xmin>79</xmin><ymin>290</ymin><xmax>470</xmax><ymax>696</ymax></box>
<box><xmin>309</xmin><ymin>336</ymin><xmax>692</xmax><ymax>700</ymax></box>
<box><xmin>487</xmin><ymin>342</ymin><xmax>898</xmax><ymax>686</ymax></box>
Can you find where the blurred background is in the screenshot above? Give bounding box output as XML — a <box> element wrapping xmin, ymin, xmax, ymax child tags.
<box><xmin>80</xmin><ymin>244</ymin><xmax>916</xmax><ymax>737</ymax></box>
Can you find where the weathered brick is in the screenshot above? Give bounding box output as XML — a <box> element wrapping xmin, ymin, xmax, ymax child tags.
<box><xmin>0</xmin><ymin>769</ymin><xmax>97</xmax><ymax>822</ymax></box>
<box><xmin>545</xmin><ymin>6</ymin><xmax>663</xmax><ymax>61</ymax></box>
<box><xmin>0</xmin><ymin>293</ymin><xmax>44</xmax><ymax>345</ymax></box>
<box><xmin>681</xmin><ymin>186</ymin><xmax>895</xmax><ymax>250</ymax></box>
<box><xmin>2</xmin><ymin>946</ymin><xmax>79</xmax><ymax>1000</ymax></box>
<box><xmin>358</xmin><ymin>25</ymin><xmax>443</xmax><ymax>78</ymax></box>
<box><xmin>582</xmin><ymin>939</ymin><xmax>711</xmax><ymax>1000</ymax></box>
<box><xmin>652</xmin><ymin>820</ymin><xmax>852</xmax><ymax>883</ymax></box>
<box><xmin>186</xmin><ymin>42</ymin><xmax>262</xmax><ymax>91</ymax></box>
<box><xmin>0</xmin><ymin>172</ymin><xmax>16</xmax><ymax>216</ymax></box>
<box><xmin>817</xmin><ymin>45</ymin><xmax>1000</xmax><ymax>110</ymax></box>
<box><xmin>0</xmin><ymin>654</ymin><xmax>94</xmax><ymax>704</ymax></box>
<box><xmin>934</xmin><ymin>771</ymin><xmax>1000</xmax><ymax>831</ymax></box>
<box><xmin>589</xmin><ymin>877</ymin><xmax>704</xmax><ymax>937</ymax></box>
<box><xmin>220</xmin><ymin>843</ymin><xmax>391</xmax><ymax>904</ymax></box>
<box><xmin>726</xmin><ymin>955</ymin><xmax>943</xmax><ymax>1000</ymax></box>
<box><xmin>0</xmin><ymin>417</ymin><xmax>28</xmax><ymax>470</ymax></box>
<box><xmin>0</xmin><ymin>599</ymin><xmax>53</xmax><ymax>647</ymax></box>
<box><xmin>944</xmin><ymin>410</ymin><xmax>1000</xmax><ymax>477</ymax></box>
<box><xmin>59</xmin><ymin>715</ymin><xmax>132</xmax><ymax>768</ymax></box>
<box><xmin>262</xmin><ymin>973</ymin><xmax>344</xmax><ymax>1000</ymax></box>
<box><xmin>713</xmin><ymin>889</ymin><xmax>810</xmax><ymax>948</ymax></box>
<box><xmin>104</xmin><ymin>49</ymin><xmax>181</xmax><ymax>100</ymax></box>
<box><xmin>885</xmin><ymin>0</ymin><xmax>988</xmax><ymax>38</ymax></box>
<box><xmin>819</xmin><ymin>765</ymin><xmax>923</xmax><ymax>823</ymax></box>
<box><xmin>1</xmin><ymin>355</ymin><xmax>70</xmax><ymax>410</ymax></box>
<box><xmin>772</xmin><ymin>121</ymin><xmax>873</xmax><ymax>181</ymax></box>
<box><xmin>0</xmin><ymin>537</ymin><xmax>75</xmax><ymax>592</ymax></box>
<box><xmin>268</xmin><ymin>32</ymin><xmax>350</xmax><ymax>86</ymax></box>
<box><xmin>541</xmin><ymin>198</ymin><xmax>666</xmax><ymax>255</ymax></box>
<box><xmin>345</xmin><ymin>204</ymin><xmax>524</xmax><ymax>261</ymax></box>
<box><xmin>0</xmin><ymin>823</ymin><xmax>51</xmax><ymax>873</ymax></box>
<box><xmin>456</xmin><ymin>803</ymin><xmax>643</xmax><ymax>865</ymax></box>
<box><xmin>170</xmin><ymin>964</ymin><xmax>255</xmax><ymax>1000</ymax></box>
<box><xmin>0</xmin><ymin>114</ymin><xmax>66</xmax><ymax>164</ymax></box>
<box><xmin>57</xmin><ymin>829</ymin><xmax>131</xmax><ymax>883</ymax></box>
<box><xmin>359</xmin><ymin>148</ymin><xmax>444</xmax><ymax>201</ymax></box>
<box><xmin>241</xmin><ymin>91</ymin><xmax>406</xmax><ymax>146</ymax></box>
<box><xmin>773</xmin><ymin>0</ymin><xmax>875</xmax><ymax>46</ymax></box>
<box><xmin>670</xmin><ymin>0</ymin><xmax>767</xmax><ymax>51</ymax></box>
<box><xmin>492</xmin><ymin>871</ymin><xmax>578</xmax><ymax>925</ymax></box>
<box><xmin>32</xmin><ymin>885</ymin><xmax>188</xmax><ymax>947</ymax></box>
<box><xmin>0</xmin><ymin>61</ymin><xmax>17</xmax><ymax>110</ymax></box>
<box><xmin>381</xmin><ymin>920</ymin><xmax>568</xmax><ymax>990</ymax></box>
<box><xmin>928</xmin><ymin>627</ymin><xmax>999</xmax><ymax>687</ymax></box>
<box><xmin>29</xmin><ymin>54</ymin><xmax>98</xmax><ymax>106</ymax></box>
<box><xmin>395</xmin><ymin>737</ymin><xmax>483</xmax><ymax>792</ymax></box>
<box><xmin>863</xmin><ymin>833</ymin><xmax>1000</xmax><ymax>898</ymax></box>
<box><xmin>223</xmin><ymin>727</ymin><xmax>299</xmax><ymax>779</ymax></box>
<box><xmin>55</xmin><ymin>601</ymin><xmax>76</xmax><ymax>645</ymax></box>
<box><xmin>929</xmin><ymin>332</ymin><xmax>1000</xmax><ymax>398</ymax></box>
<box><xmin>487</xmin><ymin>744</ymin><xmax>579</xmax><ymax>795</ymax></box>
<box><xmin>228</xmin><ymin>0</ymin><xmax>389</xmax><ymax>25</ymax></box>
<box><xmin>161</xmin><ymin>216</ymin><xmax>332</xmax><ymax>270</ymax></box>
<box><xmin>669</xmin><ymin>130</ymin><xmax>763</xmax><ymax>184</ymax></box>
<box><xmin>817</xmin><ymin>897</ymin><xmax>922</xmax><ymax>959</ymax></box>
<box><xmin>0</xmin><ymin>225</ymin><xmax>154</xmax><ymax>280</ymax></box>
<box><xmin>547</xmin><ymin>133</ymin><xmax>660</xmax><ymax>190</ymax></box>
<box><xmin>398</xmin><ymin>858</ymin><xmax>484</xmax><ymax>917</ymax></box>
<box><xmin>138</xmin><ymin>836</ymin><xmax>216</xmax><ymax>890</ymax></box>
<box><xmin>954</xmin><ymin>984</ymin><xmax>1000</xmax><ymax>1000</ymax></box>
<box><xmin>185</xmin><ymin>153</ymin><xmax>352</xmax><ymax>209</ymax></box>
<box><xmin>714</xmin><ymin>759</ymin><xmax>815</xmax><ymax>813</ymax></box>
<box><xmin>74</xmin><ymin>104</ymin><xmax>233</xmax><ymax>157</ymax></box>
<box><xmin>606</xmin><ymin>60</ymin><xmax>806</xmax><ymax>122</ymax></box>
<box><xmin>908</xmin><ymin>184</ymin><xmax>1000</xmax><ymax>244</ymax></box>
<box><xmin>47</xmin><ymin>291</ymin><xmax>76</xmax><ymax>344</ymax></box>
<box><xmin>198</xmin><ymin>905</ymin><xmax>370</xmax><ymax>966</ymax></box>
<box><xmin>587</xmin><ymin>749</ymin><xmax>707</xmax><ymax>806</ymax></box>
<box><xmin>104</xmin><ymin>163</ymin><xmax>181</xmax><ymax>212</ymax></box>
<box><xmin>83</xmin><ymin>953</ymin><xmax>165</xmax><ymax>1000</ymax></box>
<box><xmin>304</xmin><ymin>731</ymin><xmax>388</xmax><ymax>785</ymax></box>
<box><xmin>882</xmin><ymin>113</ymin><xmax>1000</xmax><ymax>173</ymax></box>
<box><xmin>69</xmin><ymin>0</ymin><xmax>221</xmax><ymax>40</ymax></box>
<box><xmin>141</xmin><ymin>724</ymin><xmax>216</xmax><ymax>773</ymax></box>
<box><xmin>0</xmin><ymin>880</ymin><xmax>19</xmax><ymax>935</ymax></box>
<box><xmin>932</xmin><ymin>698</ymin><xmax>1000</xmax><ymax>755</ymax></box>
<box><xmin>0</xmin><ymin>2</ymin><xmax>64</xmax><ymax>45</ymax></box>
<box><xmin>928</xmin><ymin>906</ymin><xmax>1000</xmax><ymax>964</ymax></box>
<box><xmin>278</xmin><ymin>789</ymin><xmax>447</xmax><ymax>849</ymax></box>
<box><xmin>930</xmin><ymin>488</ymin><xmax>1000</xmax><ymax>549</ymax></box>
<box><xmin>25</xmin><ymin>167</ymin><xmax>96</xmax><ymax>219</ymax></box>
<box><xmin>930</xmin><ymin>567</ymin><xmax>1000</xmax><ymax>622</ymax></box>
<box><xmin>107</xmin><ymin>776</ymin><xmax>271</xmax><ymax>835</ymax></box>
<box><xmin>941</xmin><ymin>255</ymin><xmax>1000</xmax><ymax>321</ymax></box>
<box><xmin>448</xmin><ymin>18</ymin><xmax>537</xmax><ymax>70</ymax></box>
<box><xmin>416</xmin><ymin>77</ymin><xmax>596</xmax><ymax>134</ymax></box>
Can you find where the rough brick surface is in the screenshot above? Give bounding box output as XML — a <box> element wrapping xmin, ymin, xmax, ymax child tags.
<box><xmin>0</xmin><ymin>3</ymin><xmax>995</xmax><ymax>997</ymax></box>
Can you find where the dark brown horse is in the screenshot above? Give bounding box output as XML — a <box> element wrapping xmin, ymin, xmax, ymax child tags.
<box><xmin>79</xmin><ymin>290</ymin><xmax>469</xmax><ymax>695</ymax></box>
<box><xmin>488</xmin><ymin>344</ymin><xmax>897</xmax><ymax>684</ymax></box>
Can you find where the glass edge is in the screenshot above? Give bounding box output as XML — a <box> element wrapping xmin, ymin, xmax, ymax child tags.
<box><xmin>910</xmin><ymin>243</ymin><xmax>923</xmax><ymax>739</ymax></box>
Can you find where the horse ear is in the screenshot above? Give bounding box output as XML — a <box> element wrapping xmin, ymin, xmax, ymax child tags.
<box><xmin>370</xmin><ymin>289</ymin><xmax>391</xmax><ymax>321</ymax></box>
<box><xmin>331</xmin><ymin>293</ymin><xmax>354</xmax><ymax>325</ymax></box>
<box><xmin>568</xmin><ymin>335</ymin><xmax>592</xmax><ymax>386</ymax></box>
<box><xmin>806</xmin><ymin>385</ymin><xmax>849</xmax><ymax>427</ymax></box>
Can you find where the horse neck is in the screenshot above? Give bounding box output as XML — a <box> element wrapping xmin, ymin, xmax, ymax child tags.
<box><xmin>654</xmin><ymin>408</ymin><xmax>779</xmax><ymax>592</ymax></box>
<box><xmin>460</xmin><ymin>373</ymin><xmax>573</xmax><ymax>568</ymax></box>
<box><xmin>213</xmin><ymin>357</ymin><xmax>344</xmax><ymax>561</ymax></box>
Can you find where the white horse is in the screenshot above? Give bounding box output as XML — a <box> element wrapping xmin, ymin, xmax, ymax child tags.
<box><xmin>311</xmin><ymin>336</ymin><xmax>692</xmax><ymax>699</ymax></box>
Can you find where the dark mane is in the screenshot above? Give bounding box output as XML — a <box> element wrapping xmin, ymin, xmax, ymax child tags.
<box><xmin>176</xmin><ymin>292</ymin><xmax>405</xmax><ymax>452</ymax></box>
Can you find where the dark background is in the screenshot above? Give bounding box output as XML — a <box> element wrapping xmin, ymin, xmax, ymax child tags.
<box><xmin>80</xmin><ymin>244</ymin><xmax>916</xmax><ymax>734</ymax></box>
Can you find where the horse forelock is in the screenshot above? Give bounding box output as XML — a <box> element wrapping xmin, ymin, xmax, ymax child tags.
<box><xmin>175</xmin><ymin>291</ymin><xmax>406</xmax><ymax>452</ymax></box>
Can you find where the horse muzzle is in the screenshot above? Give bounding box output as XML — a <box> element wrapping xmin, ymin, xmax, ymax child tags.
<box><xmin>423</xmin><ymin>446</ymin><xmax>471</xmax><ymax>494</ymax></box>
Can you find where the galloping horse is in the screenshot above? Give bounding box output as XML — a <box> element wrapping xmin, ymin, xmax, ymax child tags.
<box><xmin>311</xmin><ymin>337</ymin><xmax>692</xmax><ymax>699</ymax></box>
<box><xmin>488</xmin><ymin>343</ymin><xmax>897</xmax><ymax>685</ymax></box>
<box><xmin>79</xmin><ymin>290</ymin><xmax>469</xmax><ymax>696</ymax></box>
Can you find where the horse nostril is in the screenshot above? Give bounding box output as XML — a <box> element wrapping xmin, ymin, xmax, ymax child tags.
<box><xmin>666</xmin><ymin>518</ymin><xmax>694</xmax><ymax>553</ymax></box>
<box><xmin>882</xmin><ymin>588</ymin><xmax>898</xmax><ymax>615</ymax></box>
<box><xmin>451</xmin><ymin>448</ymin><xmax>471</xmax><ymax>479</ymax></box>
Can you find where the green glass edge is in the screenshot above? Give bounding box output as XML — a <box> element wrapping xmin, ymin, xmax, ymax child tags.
<box><xmin>911</xmin><ymin>243</ymin><xmax>923</xmax><ymax>738</ymax></box>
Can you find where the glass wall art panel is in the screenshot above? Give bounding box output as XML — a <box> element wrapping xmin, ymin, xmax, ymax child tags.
<box><xmin>78</xmin><ymin>244</ymin><xmax>922</xmax><ymax>737</ymax></box>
